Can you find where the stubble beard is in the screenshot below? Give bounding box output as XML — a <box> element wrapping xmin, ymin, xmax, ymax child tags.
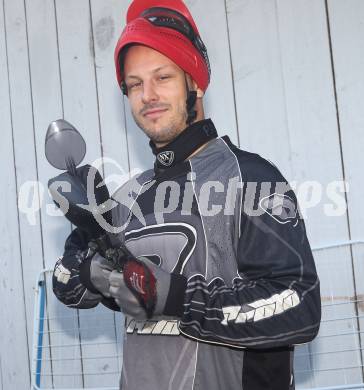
<box><xmin>133</xmin><ymin>106</ymin><xmax>188</xmax><ymax>146</ymax></box>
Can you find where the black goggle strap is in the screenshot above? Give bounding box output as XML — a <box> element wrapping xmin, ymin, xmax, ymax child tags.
<box><xmin>121</xmin><ymin>81</ymin><xmax>128</xmax><ymax>95</ymax></box>
<box><xmin>120</xmin><ymin>45</ymin><xmax>131</xmax><ymax>95</ymax></box>
<box><xmin>185</xmin><ymin>75</ymin><xmax>197</xmax><ymax>125</ymax></box>
<box><xmin>140</xmin><ymin>7</ymin><xmax>211</xmax><ymax>81</ymax></box>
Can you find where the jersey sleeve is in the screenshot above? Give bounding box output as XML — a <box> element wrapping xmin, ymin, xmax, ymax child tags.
<box><xmin>179</xmin><ymin>159</ymin><xmax>321</xmax><ymax>349</ymax></box>
<box><xmin>52</xmin><ymin>228</ymin><xmax>120</xmax><ymax>311</ymax></box>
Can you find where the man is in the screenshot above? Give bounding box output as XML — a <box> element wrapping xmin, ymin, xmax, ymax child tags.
<box><xmin>53</xmin><ymin>1</ymin><xmax>321</xmax><ymax>389</ymax></box>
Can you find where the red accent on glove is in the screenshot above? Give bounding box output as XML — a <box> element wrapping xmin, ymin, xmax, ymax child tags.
<box><xmin>123</xmin><ymin>259</ymin><xmax>157</xmax><ymax>316</ymax></box>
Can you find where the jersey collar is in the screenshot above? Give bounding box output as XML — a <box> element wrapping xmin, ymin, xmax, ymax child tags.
<box><xmin>149</xmin><ymin>119</ymin><xmax>218</xmax><ymax>174</ymax></box>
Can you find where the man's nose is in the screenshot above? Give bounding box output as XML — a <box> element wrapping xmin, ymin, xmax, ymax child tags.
<box><xmin>141</xmin><ymin>81</ymin><xmax>159</xmax><ymax>104</ymax></box>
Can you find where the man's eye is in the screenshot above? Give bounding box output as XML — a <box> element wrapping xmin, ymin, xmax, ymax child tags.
<box><xmin>129</xmin><ymin>82</ymin><xmax>142</xmax><ymax>90</ymax></box>
<box><xmin>159</xmin><ymin>75</ymin><xmax>171</xmax><ymax>81</ymax></box>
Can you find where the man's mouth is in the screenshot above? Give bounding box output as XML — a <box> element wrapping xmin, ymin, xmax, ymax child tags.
<box><xmin>143</xmin><ymin>108</ymin><xmax>168</xmax><ymax>119</ymax></box>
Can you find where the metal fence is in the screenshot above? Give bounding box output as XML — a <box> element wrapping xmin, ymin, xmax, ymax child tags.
<box><xmin>31</xmin><ymin>241</ymin><xmax>364</xmax><ymax>390</ymax></box>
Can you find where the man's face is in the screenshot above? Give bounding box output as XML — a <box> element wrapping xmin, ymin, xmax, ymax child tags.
<box><xmin>123</xmin><ymin>45</ymin><xmax>189</xmax><ymax>147</ymax></box>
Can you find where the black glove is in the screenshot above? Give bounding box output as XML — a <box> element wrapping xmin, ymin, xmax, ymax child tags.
<box><xmin>79</xmin><ymin>248</ymin><xmax>114</xmax><ymax>297</ymax></box>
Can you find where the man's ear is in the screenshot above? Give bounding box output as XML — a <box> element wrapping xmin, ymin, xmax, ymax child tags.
<box><xmin>193</xmin><ymin>82</ymin><xmax>204</xmax><ymax>98</ymax></box>
<box><xmin>196</xmin><ymin>87</ymin><xmax>204</xmax><ymax>98</ymax></box>
<box><xmin>190</xmin><ymin>77</ymin><xmax>204</xmax><ymax>98</ymax></box>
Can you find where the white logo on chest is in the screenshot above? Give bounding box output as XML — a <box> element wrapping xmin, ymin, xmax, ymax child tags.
<box><xmin>157</xmin><ymin>151</ymin><xmax>175</xmax><ymax>166</ymax></box>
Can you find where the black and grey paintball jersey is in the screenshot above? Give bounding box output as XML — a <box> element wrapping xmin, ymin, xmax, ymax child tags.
<box><xmin>53</xmin><ymin>119</ymin><xmax>321</xmax><ymax>390</ymax></box>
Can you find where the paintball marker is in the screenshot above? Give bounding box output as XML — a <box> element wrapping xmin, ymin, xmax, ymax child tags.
<box><xmin>45</xmin><ymin>119</ymin><xmax>133</xmax><ymax>270</ymax></box>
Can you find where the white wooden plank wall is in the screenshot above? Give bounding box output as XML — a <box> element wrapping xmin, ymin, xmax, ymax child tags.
<box><xmin>0</xmin><ymin>0</ymin><xmax>31</xmax><ymax>387</ymax></box>
<box><xmin>327</xmin><ymin>0</ymin><xmax>364</xmax><ymax>387</ymax></box>
<box><xmin>0</xmin><ymin>0</ymin><xmax>363</xmax><ymax>389</ymax></box>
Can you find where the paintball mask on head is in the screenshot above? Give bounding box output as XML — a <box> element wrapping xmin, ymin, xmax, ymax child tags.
<box><xmin>114</xmin><ymin>0</ymin><xmax>211</xmax><ymax>100</ymax></box>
